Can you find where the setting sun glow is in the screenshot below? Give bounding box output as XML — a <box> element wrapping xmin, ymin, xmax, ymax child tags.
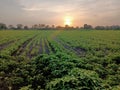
<box><xmin>64</xmin><ymin>16</ymin><xmax>73</xmax><ymax>26</ymax></box>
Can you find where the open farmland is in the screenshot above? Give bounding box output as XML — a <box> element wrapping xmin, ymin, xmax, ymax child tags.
<box><xmin>0</xmin><ymin>30</ymin><xmax>120</xmax><ymax>90</ymax></box>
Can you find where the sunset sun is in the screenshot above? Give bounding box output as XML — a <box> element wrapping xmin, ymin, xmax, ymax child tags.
<box><xmin>64</xmin><ymin>16</ymin><xmax>73</xmax><ymax>26</ymax></box>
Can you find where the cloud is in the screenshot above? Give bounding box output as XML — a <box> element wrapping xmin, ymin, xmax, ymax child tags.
<box><xmin>23</xmin><ymin>7</ymin><xmax>42</xmax><ymax>11</ymax></box>
<box><xmin>18</xmin><ymin>0</ymin><xmax>120</xmax><ymax>15</ymax></box>
<box><xmin>19</xmin><ymin>0</ymin><xmax>75</xmax><ymax>13</ymax></box>
<box><xmin>0</xmin><ymin>0</ymin><xmax>120</xmax><ymax>26</ymax></box>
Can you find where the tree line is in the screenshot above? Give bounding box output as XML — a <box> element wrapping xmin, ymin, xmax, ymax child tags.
<box><xmin>0</xmin><ymin>23</ymin><xmax>120</xmax><ymax>30</ymax></box>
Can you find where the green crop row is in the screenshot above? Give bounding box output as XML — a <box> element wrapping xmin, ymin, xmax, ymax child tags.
<box><xmin>0</xmin><ymin>30</ymin><xmax>120</xmax><ymax>90</ymax></box>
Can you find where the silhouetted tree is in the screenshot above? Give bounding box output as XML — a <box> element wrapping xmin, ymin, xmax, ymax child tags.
<box><xmin>32</xmin><ymin>24</ymin><xmax>38</xmax><ymax>29</ymax></box>
<box><xmin>52</xmin><ymin>25</ymin><xmax>55</xmax><ymax>29</ymax></box>
<box><xmin>16</xmin><ymin>24</ymin><xmax>23</xmax><ymax>29</ymax></box>
<box><xmin>110</xmin><ymin>25</ymin><xmax>120</xmax><ymax>30</ymax></box>
<box><xmin>56</xmin><ymin>26</ymin><xmax>63</xmax><ymax>30</ymax></box>
<box><xmin>45</xmin><ymin>25</ymin><xmax>49</xmax><ymax>29</ymax></box>
<box><xmin>65</xmin><ymin>25</ymin><xmax>69</xmax><ymax>28</ymax></box>
<box><xmin>24</xmin><ymin>26</ymin><xmax>29</xmax><ymax>30</ymax></box>
<box><xmin>75</xmin><ymin>26</ymin><xmax>79</xmax><ymax>29</ymax></box>
<box><xmin>84</xmin><ymin>24</ymin><xmax>92</xmax><ymax>29</ymax></box>
<box><xmin>95</xmin><ymin>26</ymin><xmax>105</xmax><ymax>30</ymax></box>
<box><xmin>8</xmin><ymin>25</ymin><xmax>15</xmax><ymax>30</ymax></box>
<box><xmin>41</xmin><ymin>24</ymin><xmax>45</xmax><ymax>29</ymax></box>
<box><xmin>95</xmin><ymin>25</ymin><xmax>120</xmax><ymax>30</ymax></box>
<box><xmin>0</xmin><ymin>23</ymin><xmax>7</xmax><ymax>30</ymax></box>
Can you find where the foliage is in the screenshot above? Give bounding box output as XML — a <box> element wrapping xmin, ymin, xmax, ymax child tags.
<box><xmin>0</xmin><ymin>30</ymin><xmax>120</xmax><ymax>89</ymax></box>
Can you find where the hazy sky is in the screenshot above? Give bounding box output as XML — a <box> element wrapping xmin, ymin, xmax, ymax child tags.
<box><xmin>0</xmin><ymin>0</ymin><xmax>120</xmax><ymax>26</ymax></box>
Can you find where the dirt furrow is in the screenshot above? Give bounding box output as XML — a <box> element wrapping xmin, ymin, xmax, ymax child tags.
<box><xmin>27</xmin><ymin>43</ymin><xmax>34</xmax><ymax>59</ymax></box>
<box><xmin>44</xmin><ymin>39</ymin><xmax>50</xmax><ymax>54</ymax></box>
<box><xmin>55</xmin><ymin>38</ymin><xmax>86</xmax><ymax>56</ymax></box>
<box><xmin>47</xmin><ymin>41</ymin><xmax>56</xmax><ymax>53</ymax></box>
<box><xmin>39</xmin><ymin>39</ymin><xmax>43</xmax><ymax>54</ymax></box>
<box><xmin>0</xmin><ymin>40</ymin><xmax>15</xmax><ymax>51</ymax></box>
<box><xmin>11</xmin><ymin>36</ymin><xmax>36</xmax><ymax>56</ymax></box>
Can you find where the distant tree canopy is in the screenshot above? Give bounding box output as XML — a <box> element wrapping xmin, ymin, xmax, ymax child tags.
<box><xmin>8</xmin><ymin>25</ymin><xmax>15</xmax><ymax>29</ymax></box>
<box><xmin>0</xmin><ymin>22</ymin><xmax>120</xmax><ymax>30</ymax></box>
<box><xmin>95</xmin><ymin>25</ymin><xmax>120</xmax><ymax>30</ymax></box>
<box><xmin>24</xmin><ymin>26</ymin><xmax>29</xmax><ymax>30</ymax></box>
<box><xmin>0</xmin><ymin>23</ymin><xmax>7</xmax><ymax>30</ymax></box>
<box><xmin>84</xmin><ymin>24</ymin><xmax>93</xmax><ymax>29</ymax></box>
<box><xmin>17</xmin><ymin>24</ymin><xmax>23</xmax><ymax>29</ymax></box>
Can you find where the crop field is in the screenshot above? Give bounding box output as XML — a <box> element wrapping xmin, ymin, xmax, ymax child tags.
<box><xmin>0</xmin><ymin>30</ymin><xmax>120</xmax><ymax>90</ymax></box>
